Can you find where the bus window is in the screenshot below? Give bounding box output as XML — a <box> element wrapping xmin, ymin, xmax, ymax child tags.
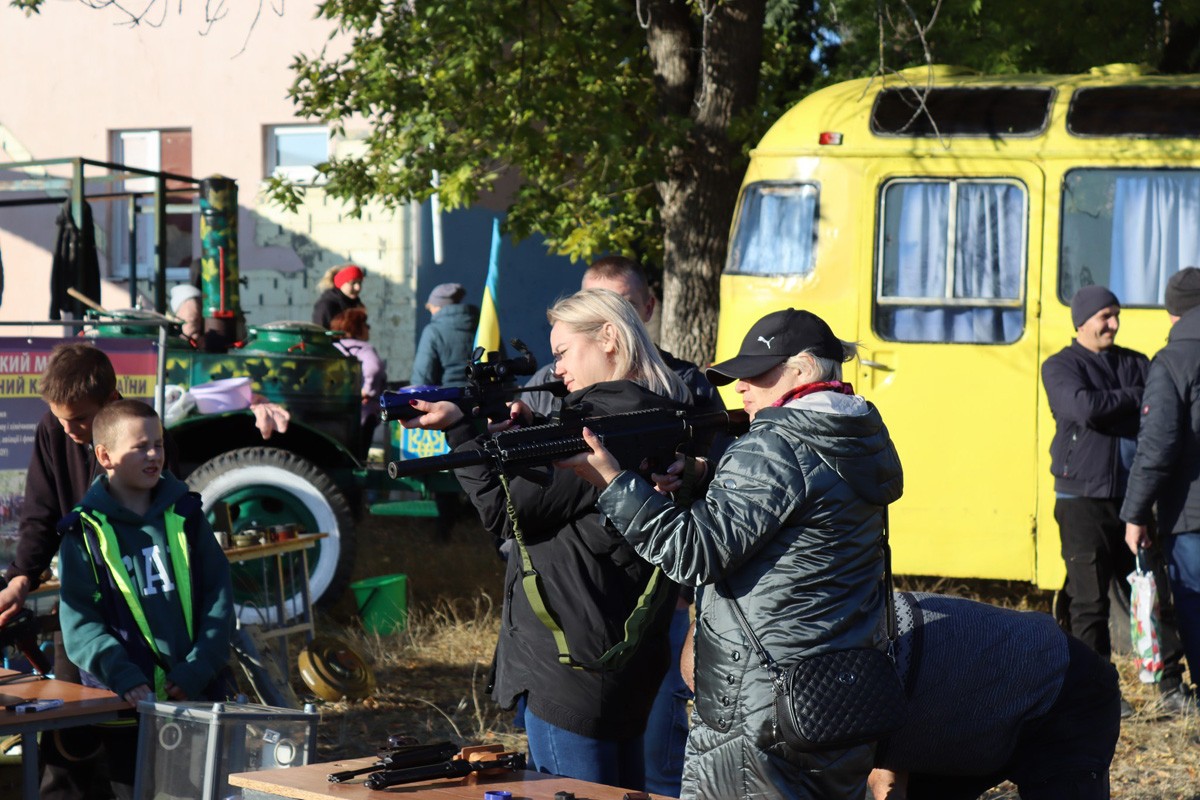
<box><xmin>872</xmin><ymin>87</ymin><xmax>1053</xmax><ymax>137</ymax></box>
<box><xmin>1060</xmin><ymin>169</ymin><xmax>1200</xmax><ymax>305</ymax></box>
<box><xmin>1069</xmin><ymin>87</ymin><xmax>1200</xmax><ymax>137</ymax></box>
<box><xmin>725</xmin><ymin>182</ymin><xmax>818</xmax><ymax>276</ymax></box>
<box><xmin>876</xmin><ymin>179</ymin><xmax>1026</xmax><ymax>344</ymax></box>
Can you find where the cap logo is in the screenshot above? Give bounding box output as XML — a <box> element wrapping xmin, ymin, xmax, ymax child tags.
<box><xmin>757</xmin><ymin>336</ymin><xmax>775</xmax><ymax>349</ymax></box>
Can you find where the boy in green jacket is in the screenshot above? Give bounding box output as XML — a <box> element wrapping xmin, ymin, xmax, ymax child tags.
<box><xmin>58</xmin><ymin>399</ymin><xmax>234</xmax><ymax>797</ymax></box>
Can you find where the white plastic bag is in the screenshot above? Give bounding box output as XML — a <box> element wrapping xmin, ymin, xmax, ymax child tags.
<box><xmin>1128</xmin><ymin>559</ymin><xmax>1164</xmax><ymax>684</ymax></box>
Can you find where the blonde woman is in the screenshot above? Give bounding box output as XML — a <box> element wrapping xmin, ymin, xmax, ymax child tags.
<box><xmin>404</xmin><ymin>288</ymin><xmax>690</xmax><ymax>789</ymax></box>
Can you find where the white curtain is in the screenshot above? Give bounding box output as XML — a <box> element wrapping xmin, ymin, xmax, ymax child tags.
<box><xmin>1112</xmin><ymin>174</ymin><xmax>1200</xmax><ymax>305</ymax></box>
<box><xmin>891</xmin><ymin>183</ymin><xmax>949</xmax><ymax>341</ymax></box>
<box><xmin>953</xmin><ymin>183</ymin><xmax>1024</xmax><ymax>343</ymax></box>
<box><xmin>887</xmin><ymin>182</ymin><xmax>1023</xmax><ymax>343</ymax></box>
<box><xmin>730</xmin><ymin>185</ymin><xmax>818</xmax><ymax>276</ymax></box>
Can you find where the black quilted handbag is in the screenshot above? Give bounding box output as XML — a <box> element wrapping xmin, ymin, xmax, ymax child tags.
<box><xmin>771</xmin><ymin>646</ymin><xmax>907</xmax><ymax>751</ymax></box>
<box><xmin>722</xmin><ymin>508</ymin><xmax>908</xmax><ymax>752</ymax></box>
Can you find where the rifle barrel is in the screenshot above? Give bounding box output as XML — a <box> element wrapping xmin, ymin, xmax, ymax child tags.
<box><xmin>388</xmin><ymin>448</ymin><xmax>492</xmax><ymax>478</ymax></box>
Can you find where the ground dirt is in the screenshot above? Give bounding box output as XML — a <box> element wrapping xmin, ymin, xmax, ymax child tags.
<box><xmin>297</xmin><ymin>511</ymin><xmax>1199</xmax><ymax>799</ymax></box>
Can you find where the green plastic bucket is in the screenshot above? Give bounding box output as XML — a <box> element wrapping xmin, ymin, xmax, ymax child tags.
<box><xmin>351</xmin><ymin>574</ymin><xmax>409</xmax><ymax>635</ymax></box>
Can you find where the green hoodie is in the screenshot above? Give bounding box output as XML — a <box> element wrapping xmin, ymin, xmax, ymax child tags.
<box><xmin>59</xmin><ymin>472</ymin><xmax>234</xmax><ymax>699</ymax></box>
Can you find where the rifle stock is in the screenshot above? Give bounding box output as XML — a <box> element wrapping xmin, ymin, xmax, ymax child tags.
<box><xmin>388</xmin><ymin>407</ymin><xmax>749</xmax><ymax>479</ymax></box>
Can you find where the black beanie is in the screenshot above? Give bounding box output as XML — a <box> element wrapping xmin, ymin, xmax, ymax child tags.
<box><xmin>1070</xmin><ymin>285</ymin><xmax>1120</xmax><ymax>329</ymax></box>
<box><xmin>1165</xmin><ymin>267</ymin><xmax>1200</xmax><ymax>317</ymax></box>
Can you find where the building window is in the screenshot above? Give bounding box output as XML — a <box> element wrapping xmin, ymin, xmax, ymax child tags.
<box><xmin>110</xmin><ymin>129</ymin><xmax>195</xmax><ymax>281</ymax></box>
<box><xmin>724</xmin><ymin>182</ymin><xmax>819</xmax><ymax>277</ymax></box>
<box><xmin>875</xmin><ymin>178</ymin><xmax>1027</xmax><ymax>344</ymax></box>
<box><xmin>265</xmin><ymin>125</ymin><xmax>329</xmax><ymax>182</ymax></box>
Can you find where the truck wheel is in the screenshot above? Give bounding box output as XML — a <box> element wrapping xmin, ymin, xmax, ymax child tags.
<box><xmin>187</xmin><ymin>447</ymin><xmax>356</xmax><ymax>624</ymax></box>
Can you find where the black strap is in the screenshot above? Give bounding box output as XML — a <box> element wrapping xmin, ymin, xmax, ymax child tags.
<box><xmin>723</xmin><ymin>504</ymin><xmax>896</xmax><ymax>695</ymax></box>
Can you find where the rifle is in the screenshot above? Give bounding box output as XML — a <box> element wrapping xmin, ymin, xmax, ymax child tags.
<box><xmin>380</xmin><ymin>338</ymin><xmax>568</xmax><ymax>424</ymax></box>
<box><xmin>387</xmin><ymin>406</ymin><xmax>750</xmax><ymax>480</ymax></box>
<box><xmin>326</xmin><ymin>741</ymin><xmax>459</xmax><ymax>783</ymax></box>
<box><xmin>362</xmin><ymin>744</ymin><xmax>526</xmax><ymax>790</ymax></box>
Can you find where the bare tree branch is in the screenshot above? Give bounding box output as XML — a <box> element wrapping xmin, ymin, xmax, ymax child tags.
<box><xmin>30</xmin><ymin>0</ymin><xmax>282</xmax><ymax>54</ymax></box>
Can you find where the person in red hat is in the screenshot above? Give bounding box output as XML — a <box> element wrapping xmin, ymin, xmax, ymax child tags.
<box><xmin>312</xmin><ymin>264</ymin><xmax>365</xmax><ymax>328</ymax></box>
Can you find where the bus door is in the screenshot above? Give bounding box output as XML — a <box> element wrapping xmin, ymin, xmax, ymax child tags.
<box><xmin>855</xmin><ymin>164</ymin><xmax>1045</xmax><ymax>581</ymax></box>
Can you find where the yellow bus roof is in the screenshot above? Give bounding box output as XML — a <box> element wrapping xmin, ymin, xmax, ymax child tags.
<box><xmin>754</xmin><ymin>63</ymin><xmax>1200</xmax><ymax>161</ymax></box>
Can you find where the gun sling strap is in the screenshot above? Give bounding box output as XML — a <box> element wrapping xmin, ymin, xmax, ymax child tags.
<box><xmin>498</xmin><ymin>472</ymin><xmax>668</xmax><ymax>671</ymax></box>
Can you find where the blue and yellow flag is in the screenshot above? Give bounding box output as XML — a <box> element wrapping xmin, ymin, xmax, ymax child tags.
<box><xmin>474</xmin><ymin>218</ymin><xmax>502</xmax><ymax>352</ymax></box>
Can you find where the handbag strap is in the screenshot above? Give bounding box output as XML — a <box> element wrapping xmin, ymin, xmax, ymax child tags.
<box><xmin>722</xmin><ymin>504</ymin><xmax>897</xmax><ymax>694</ymax></box>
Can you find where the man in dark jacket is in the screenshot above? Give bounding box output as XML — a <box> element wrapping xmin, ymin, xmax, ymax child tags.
<box><xmin>1122</xmin><ymin>267</ymin><xmax>1200</xmax><ymax>707</ymax></box>
<box><xmin>410</xmin><ymin>282</ymin><xmax>478</xmax><ymax>387</ymax></box>
<box><xmin>1042</xmin><ymin>286</ymin><xmax>1190</xmax><ymax>714</ymax></box>
<box><xmin>869</xmin><ymin>593</ymin><xmax>1121</xmax><ymax>800</ymax></box>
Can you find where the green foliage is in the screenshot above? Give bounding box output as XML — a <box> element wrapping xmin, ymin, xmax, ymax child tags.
<box><xmin>826</xmin><ymin>0</ymin><xmax>1200</xmax><ymax>79</ymax></box>
<box><xmin>278</xmin><ymin>0</ymin><xmax>668</xmax><ymax>263</ymax></box>
<box><xmin>9</xmin><ymin>0</ymin><xmax>41</xmax><ymax>14</ymax></box>
<box><xmin>273</xmin><ymin>0</ymin><xmax>824</xmax><ymax>268</ymax></box>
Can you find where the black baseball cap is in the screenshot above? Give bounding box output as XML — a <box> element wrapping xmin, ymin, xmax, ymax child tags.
<box><xmin>706</xmin><ymin>308</ymin><xmax>847</xmax><ymax>387</ymax></box>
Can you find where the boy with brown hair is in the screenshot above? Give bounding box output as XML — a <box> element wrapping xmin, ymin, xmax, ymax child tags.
<box><xmin>58</xmin><ymin>399</ymin><xmax>234</xmax><ymax>797</ymax></box>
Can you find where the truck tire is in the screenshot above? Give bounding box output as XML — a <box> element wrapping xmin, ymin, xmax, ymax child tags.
<box><xmin>187</xmin><ymin>447</ymin><xmax>356</xmax><ymax>623</ymax></box>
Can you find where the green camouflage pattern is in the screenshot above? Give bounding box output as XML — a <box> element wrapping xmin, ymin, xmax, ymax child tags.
<box><xmin>165</xmin><ymin>340</ymin><xmax>362</xmax><ymax>446</ymax></box>
<box><xmin>199</xmin><ymin>176</ymin><xmax>241</xmax><ymax>320</ymax></box>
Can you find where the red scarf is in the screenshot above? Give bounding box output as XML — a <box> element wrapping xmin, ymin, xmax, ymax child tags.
<box><xmin>771</xmin><ymin>380</ymin><xmax>855</xmax><ymax>408</ymax></box>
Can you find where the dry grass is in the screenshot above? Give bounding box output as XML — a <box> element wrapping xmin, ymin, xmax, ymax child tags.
<box><xmin>303</xmin><ymin>513</ymin><xmax>1199</xmax><ymax>797</ymax></box>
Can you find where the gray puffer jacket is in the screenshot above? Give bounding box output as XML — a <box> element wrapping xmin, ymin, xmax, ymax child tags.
<box><xmin>598</xmin><ymin>391</ymin><xmax>903</xmax><ymax>799</ymax></box>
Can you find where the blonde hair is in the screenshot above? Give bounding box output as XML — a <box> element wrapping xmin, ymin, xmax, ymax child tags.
<box><xmin>785</xmin><ymin>340</ymin><xmax>860</xmax><ymax>382</ymax></box>
<box><xmin>317</xmin><ymin>265</ymin><xmax>342</xmax><ymax>291</ymax></box>
<box><xmin>547</xmin><ymin>289</ymin><xmax>690</xmax><ymax>403</ymax></box>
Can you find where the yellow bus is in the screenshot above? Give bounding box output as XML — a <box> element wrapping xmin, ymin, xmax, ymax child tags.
<box><xmin>717</xmin><ymin>63</ymin><xmax>1200</xmax><ymax>588</ymax></box>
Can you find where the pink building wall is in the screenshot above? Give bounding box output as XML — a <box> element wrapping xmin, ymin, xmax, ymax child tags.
<box><xmin>0</xmin><ymin>1</ymin><xmax>353</xmax><ymax>321</ymax></box>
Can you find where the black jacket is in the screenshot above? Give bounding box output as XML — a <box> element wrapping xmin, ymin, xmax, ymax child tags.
<box><xmin>8</xmin><ymin>407</ymin><xmax>180</xmax><ymax>587</ymax></box>
<box><xmin>311</xmin><ymin>288</ymin><xmax>363</xmax><ymax>328</ymax></box>
<box><xmin>446</xmin><ymin>381</ymin><xmax>680</xmax><ymax>739</ymax></box>
<box><xmin>1042</xmin><ymin>341</ymin><xmax>1148</xmax><ymax>498</ymax></box>
<box><xmin>1121</xmin><ymin>309</ymin><xmax>1200</xmax><ymax>533</ymax></box>
<box><xmin>49</xmin><ymin>199</ymin><xmax>101</xmax><ymax>321</ymax></box>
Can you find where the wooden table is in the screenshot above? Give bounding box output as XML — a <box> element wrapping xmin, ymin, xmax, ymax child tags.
<box><xmin>0</xmin><ymin>669</ymin><xmax>128</xmax><ymax>800</ymax></box>
<box><xmin>225</xmin><ymin>533</ymin><xmax>327</xmax><ymax>629</ymax></box>
<box><xmin>229</xmin><ymin>757</ymin><xmax>673</xmax><ymax>800</ymax></box>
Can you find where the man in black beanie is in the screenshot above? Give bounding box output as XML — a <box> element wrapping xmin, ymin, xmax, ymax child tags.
<box><xmin>1122</xmin><ymin>267</ymin><xmax>1200</xmax><ymax>712</ymax></box>
<box><xmin>1043</xmin><ymin>285</ymin><xmax>1191</xmax><ymax>716</ymax></box>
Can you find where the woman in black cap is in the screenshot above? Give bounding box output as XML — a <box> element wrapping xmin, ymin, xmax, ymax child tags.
<box><xmin>559</xmin><ymin>307</ymin><xmax>905</xmax><ymax>800</ymax></box>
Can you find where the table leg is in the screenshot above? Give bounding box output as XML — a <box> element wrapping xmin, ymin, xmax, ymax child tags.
<box><xmin>299</xmin><ymin>549</ymin><xmax>315</xmax><ymax>644</ymax></box>
<box><xmin>275</xmin><ymin>552</ymin><xmax>291</xmax><ymax>678</ymax></box>
<box><xmin>21</xmin><ymin>732</ymin><xmax>37</xmax><ymax>800</ymax></box>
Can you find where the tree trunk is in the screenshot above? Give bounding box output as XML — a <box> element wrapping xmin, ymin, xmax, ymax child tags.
<box><xmin>646</xmin><ymin>0</ymin><xmax>765</xmax><ymax>366</ymax></box>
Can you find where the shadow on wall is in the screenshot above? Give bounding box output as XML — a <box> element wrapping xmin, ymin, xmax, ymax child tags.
<box><xmin>415</xmin><ymin>202</ymin><xmax>580</xmax><ymax>369</ymax></box>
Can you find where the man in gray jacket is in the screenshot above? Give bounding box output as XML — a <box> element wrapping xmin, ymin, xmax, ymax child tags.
<box><xmin>1122</xmin><ymin>267</ymin><xmax>1200</xmax><ymax>708</ymax></box>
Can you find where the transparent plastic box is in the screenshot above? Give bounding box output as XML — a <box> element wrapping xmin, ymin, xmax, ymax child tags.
<box><xmin>134</xmin><ymin>700</ymin><xmax>319</xmax><ymax>800</ymax></box>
